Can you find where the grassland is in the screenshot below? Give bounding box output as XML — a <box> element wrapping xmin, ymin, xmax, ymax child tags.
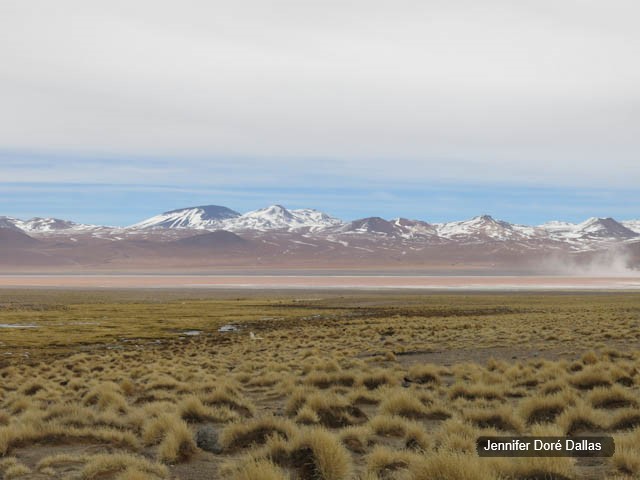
<box><xmin>1</xmin><ymin>289</ymin><xmax>639</xmax><ymax>479</ymax></box>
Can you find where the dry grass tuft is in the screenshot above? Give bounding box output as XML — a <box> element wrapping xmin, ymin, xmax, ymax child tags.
<box><xmin>588</xmin><ymin>385</ymin><xmax>638</xmax><ymax>410</ymax></box>
<box><xmin>200</xmin><ymin>389</ymin><xmax>256</xmax><ymax>417</ymax></box>
<box><xmin>284</xmin><ymin>428</ymin><xmax>353</xmax><ymax>480</ymax></box>
<box><xmin>178</xmin><ymin>395</ymin><xmax>237</xmax><ymax>423</ymax></box>
<box><xmin>0</xmin><ymin>422</ymin><xmax>139</xmax><ymax>455</ymax></box>
<box><xmin>432</xmin><ymin>419</ymin><xmax>478</xmax><ymax>454</ymax></box>
<box><xmin>3</xmin><ymin>463</ymin><xmax>31</xmax><ymax>480</ymax></box>
<box><xmin>609</xmin><ymin>409</ymin><xmax>640</xmax><ymax>432</ymax></box>
<box><xmin>611</xmin><ymin>430</ymin><xmax>640</xmax><ymax>475</ymax></box>
<box><xmin>305</xmin><ymin>371</ymin><xmax>356</xmax><ymax>389</ymax></box>
<box><xmin>142</xmin><ymin>414</ymin><xmax>178</xmax><ymax>446</ymax></box>
<box><xmin>569</xmin><ymin>367</ymin><xmax>612</xmax><ymax>390</ymax></box>
<box><xmin>220</xmin><ymin>416</ymin><xmax>297</xmax><ymax>451</ymax></box>
<box><xmin>379</xmin><ymin>390</ymin><xmax>431</xmax><ymax>419</ymax></box>
<box><xmin>359</xmin><ymin>370</ymin><xmax>399</xmax><ymax>390</ymax></box>
<box><xmin>404</xmin><ymin>423</ymin><xmax>432</xmax><ymax>452</ymax></box>
<box><xmin>80</xmin><ymin>453</ymin><xmax>168</xmax><ymax>479</ymax></box>
<box><xmin>519</xmin><ymin>393</ymin><xmax>572</xmax><ymax>425</ymax></box>
<box><xmin>340</xmin><ymin>425</ymin><xmax>374</xmax><ymax>454</ymax></box>
<box><xmin>449</xmin><ymin>382</ymin><xmax>503</xmax><ymax>401</ymax></box>
<box><xmin>407</xmin><ymin>451</ymin><xmax>498</xmax><ymax>480</ymax></box>
<box><xmin>465</xmin><ymin>406</ymin><xmax>523</xmax><ymax>433</ymax></box>
<box><xmin>348</xmin><ymin>387</ymin><xmax>381</xmax><ymax>406</ymax></box>
<box><xmin>83</xmin><ymin>382</ymin><xmax>128</xmax><ymax>412</ymax></box>
<box><xmin>369</xmin><ymin>414</ymin><xmax>411</xmax><ymax>438</ymax></box>
<box><xmin>495</xmin><ymin>455</ymin><xmax>575</xmax><ymax>480</ymax></box>
<box><xmin>292</xmin><ymin>392</ymin><xmax>367</xmax><ymax>428</ymax></box>
<box><xmin>228</xmin><ymin>457</ymin><xmax>289</xmax><ymax>480</ymax></box>
<box><xmin>156</xmin><ymin>418</ymin><xmax>198</xmax><ymax>463</ymax></box>
<box><xmin>581</xmin><ymin>350</ymin><xmax>599</xmax><ymax>365</ymax></box>
<box><xmin>407</xmin><ymin>364</ymin><xmax>441</xmax><ymax>384</ymax></box>
<box><xmin>556</xmin><ymin>401</ymin><xmax>606</xmax><ymax>435</ymax></box>
<box><xmin>365</xmin><ymin>445</ymin><xmax>416</xmax><ymax>478</ymax></box>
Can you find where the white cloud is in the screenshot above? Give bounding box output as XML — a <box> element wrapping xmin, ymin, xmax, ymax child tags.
<box><xmin>0</xmin><ymin>0</ymin><xmax>639</xmax><ymax>187</ymax></box>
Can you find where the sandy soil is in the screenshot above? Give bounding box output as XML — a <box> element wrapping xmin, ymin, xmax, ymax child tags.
<box><xmin>0</xmin><ymin>274</ymin><xmax>639</xmax><ymax>289</ymax></box>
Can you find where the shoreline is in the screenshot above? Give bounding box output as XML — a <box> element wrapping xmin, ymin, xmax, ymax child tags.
<box><xmin>0</xmin><ymin>274</ymin><xmax>639</xmax><ymax>290</ymax></box>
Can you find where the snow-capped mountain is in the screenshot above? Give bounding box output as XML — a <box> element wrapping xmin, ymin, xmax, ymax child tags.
<box><xmin>337</xmin><ymin>214</ymin><xmax>548</xmax><ymax>245</ymax></box>
<box><xmin>541</xmin><ymin>217</ymin><xmax>638</xmax><ymax>241</ymax></box>
<box><xmin>435</xmin><ymin>215</ymin><xmax>536</xmax><ymax>242</ymax></box>
<box><xmin>3</xmin><ymin>205</ymin><xmax>639</xmax><ymax>260</ymax></box>
<box><xmin>0</xmin><ymin>216</ymin><xmax>98</xmax><ymax>233</ymax></box>
<box><xmin>339</xmin><ymin>217</ymin><xmax>438</xmax><ymax>238</ymax></box>
<box><xmin>392</xmin><ymin>218</ymin><xmax>439</xmax><ymax>238</ymax></box>
<box><xmin>130</xmin><ymin>205</ymin><xmax>240</xmax><ymax>230</ymax></box>
<box><xmin>224</xmin><ymin>205</ymin><xmax>343</xmax><ymax>232</ymax></box>
<box><xmin>2</xmin><ymin>205</ymin><xmax>640</xmax><ymax>271</ymax></box>
<box><xmin>341</xmin><ymin>217</ymin><xmax>397</xmax><ymax>235</ymax></box>
<box><xmin>574</xmin><ymin>217</ymin><xmax>638</xmax><ymax>239</ymax></box>
<box><xmin>131</xmin><ymin>204</ymin><xmax>341</xmax><ymax>232</ymax></box>
<box><xmin>16</xmin><ymin>217</ymin><xmax>95</xmax><ymax>233</ymax></box>
<box><xmin>127</xmin><ymin>207</ymin><xmax>639</xmax><ymax>248</ymax></box>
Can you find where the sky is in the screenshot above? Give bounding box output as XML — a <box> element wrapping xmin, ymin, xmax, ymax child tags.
<box><xmin>0</xmin><ymin>1</ymin><xmax>639</xmax><ymax>226</ymax></box>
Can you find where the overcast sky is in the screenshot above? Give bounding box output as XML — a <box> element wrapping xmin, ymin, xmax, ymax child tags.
<box><xmin>0</xmin><ymin>1</ymin><xmax>638</xmax><ymax>225</ymax></box>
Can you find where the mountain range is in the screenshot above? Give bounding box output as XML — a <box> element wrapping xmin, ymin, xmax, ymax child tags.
<box><xmin>1</xmin><ymin>204</ymin><xmax>639</xmax><ymax>272</ymax></box>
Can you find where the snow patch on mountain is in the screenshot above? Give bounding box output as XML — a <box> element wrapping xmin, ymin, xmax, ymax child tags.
<box><xmin>539</xmin><ymin>221</ymin><xmax>576</xmax><ymax>234</ymax></box>
<box><xmin>16</xmin><ymin>217</ymin><xmax>95</xmax><ymax>233</ymax></box>
<box><xmin>0</xmin><ymin>217</ymin><xmax>22</xmax><ymax>231</ymax></box>
<box><xmin>0</xmin><ymin>216</ymin><xmax>99</xmax><ymax>233</ymax></box>
<box><xmin>622</xmin><ymin>220</ymin><xmax>640</xmax><ymax>234</ymax></box>
<box><xmin>392</xmin><ymin>218</ymin><xmax>438</xmax><ymax>238</ymax></box>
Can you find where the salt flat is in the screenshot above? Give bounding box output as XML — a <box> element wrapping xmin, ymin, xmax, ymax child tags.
<box><xmin>0</xmin><ymin>274</ymin><xmax>639</xmax><ymax>289</ymax></box>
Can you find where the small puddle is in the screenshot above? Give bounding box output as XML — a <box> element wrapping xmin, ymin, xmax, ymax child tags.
<box><xmin>218</xmin><ymin>324</ymin><xmax>239</xmax><ymax>332</ymax></box>
<box><xmin>182</xmin><ymin>330</ymin><xmax>202</xmax><ymax>336</ymax></box>
<box><xmin>0</xmin><ymin>324</ymin><xmax>38</xmax><ymax>329</ymax></box>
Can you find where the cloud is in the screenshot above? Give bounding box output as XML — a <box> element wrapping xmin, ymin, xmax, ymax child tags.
<box><xmin>0</xmin><ymin>1</ymin><xmax>639</xmax><ymax>189</ymax></box>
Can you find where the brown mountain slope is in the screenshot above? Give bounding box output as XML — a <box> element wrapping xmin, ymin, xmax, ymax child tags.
<box><xmin>0</xmin><ymin>227</ymin><xmax>39</xmax><ymax>247</ymax></box>
<box><xmin>173</xmin><ymin>230</ymin><xmax>248</xmax><ymax>248</ymax></box>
